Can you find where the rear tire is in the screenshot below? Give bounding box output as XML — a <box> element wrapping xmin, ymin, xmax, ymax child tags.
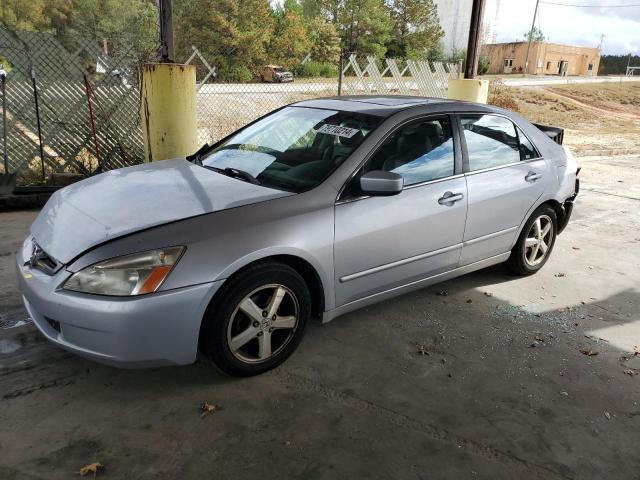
<box><xmin>200</xmin><ymin>262</ymin><xmax>310</xmax><ymax>377</ymax></box>
<box><xmin>507</xmin><ymin>205</ymin><xmax>557</xmax><ymax>276</ymax></box>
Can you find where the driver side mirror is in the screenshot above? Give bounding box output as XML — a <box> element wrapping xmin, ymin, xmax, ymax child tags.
<box><xmin>359</xmin><ymin>170</ymin><xmax>404</xmax><ymax>196</ymax></box>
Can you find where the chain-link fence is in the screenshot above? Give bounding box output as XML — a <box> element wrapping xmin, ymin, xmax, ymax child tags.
<box><xmin>183</xmin><ymin>48</ymin><xmax>461</xmax><ymax>146</ymax></box>
<box><xmin>0</xmin><ymin>23</ymin><xmax>144</xmax><ymax>185</ymax></box>
<box><xmin>0</xmin><ymin>17</ymin><xmax>461</xmax><ymax>185</ymax></box>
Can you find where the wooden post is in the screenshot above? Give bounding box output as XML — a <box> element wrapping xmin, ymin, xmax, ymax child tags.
<box><xmin>464</xmin><ymin>0</ymin><xmax>485</xmax><ymax>79</ymax></box>
<box><xmin>158</xmin><ymin>0</ymin><xmax>174</xmax><ymax>62</ymax></box>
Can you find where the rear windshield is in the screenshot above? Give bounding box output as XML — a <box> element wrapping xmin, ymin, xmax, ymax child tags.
<box><xmin>201</xmin><ymin>106</ymin><xmax>381</xmax><ymax>193</ymax></box>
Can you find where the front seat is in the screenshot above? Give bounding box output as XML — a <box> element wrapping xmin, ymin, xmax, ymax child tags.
<box><xmin>382</xmin><ymin>131</ymin><xmax>430</xmax><ymax>172</ymax></box>
<box><xmin>329</xmin><ymin>124</ymin><xmax>364</xmax><ymax>166</ymax></box>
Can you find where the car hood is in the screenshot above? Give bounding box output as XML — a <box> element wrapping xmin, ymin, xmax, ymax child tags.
<box><xmin>31</xmin><ymin>159</ymin><xmax>293</xmax><ymax>264</ymax></box>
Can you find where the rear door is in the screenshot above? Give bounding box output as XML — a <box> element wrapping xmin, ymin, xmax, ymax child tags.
<box><xmin>458</xmin><ymin>113</ymin><xmax>550</xmax><ymax>265</ymax></box>
<box><xmin>333</xmin><ymin>115</ymin><xmax>467</xmax><ymax>307</ymax></box>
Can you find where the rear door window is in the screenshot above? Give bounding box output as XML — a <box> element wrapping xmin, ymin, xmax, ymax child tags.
<box><xmin>461</xmin><ymin>114</ymin><xmax>520</xmax><ymax>171</ymax></box>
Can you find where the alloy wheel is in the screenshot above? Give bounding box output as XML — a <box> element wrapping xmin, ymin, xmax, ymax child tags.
<box><xmin>226</xmin><ymin>284</ymin><xmax>299</xmax><ymax>363</ymax></box>
<box><xmin>524</xmin><ymin>214</ymin><xmax>554</xmax><ymax>267</ymax></box>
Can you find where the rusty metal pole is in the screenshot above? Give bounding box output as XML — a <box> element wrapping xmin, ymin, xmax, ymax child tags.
<box><xmin>1</xmin><ymin>69</ymin><xmax>7</xmax><ymax>175</ymax></box>
<box><xmin>464</xmin><ymin>0</ymin><xmax>485</xmax><ymax>79</ymax></box>
<box><xmin>83</xmin><ymin>74</ymin><xmax>101</xmax><ymax>172</ymax></box>
<box><xmin>31</xmin><ymin>69</ymin><xmax>46</xmax><ymax>181</ymax></box>
<box><xmin>158</xmin><ymin>0</ymin><xmax>175</xmax><ymax>62</ymax></box>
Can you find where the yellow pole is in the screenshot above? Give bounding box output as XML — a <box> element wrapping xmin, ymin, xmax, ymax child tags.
<box><xmin>140</xmin><ymin>63</ymin><xmax>197</xmax><ymax>162</ymax></box>
<box><xmin>447</xmin><ymin>78</ymin><xmax>489</xmax><ymax>104</ymax></box>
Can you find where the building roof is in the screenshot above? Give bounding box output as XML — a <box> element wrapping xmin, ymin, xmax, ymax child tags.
<box><xmin>483</xmin><ymin>41</ymin><xmax>600</xmax><ymax>52</ymax></box>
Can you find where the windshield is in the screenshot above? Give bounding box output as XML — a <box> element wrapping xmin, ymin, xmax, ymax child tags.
<box><xmin>201</xmin><ymin>106</ymin><xmax>381</xmax><ymax>193</ymax></box>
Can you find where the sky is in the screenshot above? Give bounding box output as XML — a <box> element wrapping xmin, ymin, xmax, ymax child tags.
<box><xmin>494</xmin><ymin>0</ymin><xmax>640</xmax><ymax>55</ymax></box>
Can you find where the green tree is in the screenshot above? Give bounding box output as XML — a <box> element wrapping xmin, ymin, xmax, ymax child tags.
<box><xmin>427</xmin><ymin>40</ymin><xmax>446</xmax><ymax>61</ymax></box>
<box><xmin>0</xmin><ymin>0</ymin><xmax>48</xmax><ymax>30</ymax></box>
<box><xmin>308</xmin><ymin>17</ymin><xmax>340</xmax><ymax>63</ymax></box>
<box><xmin>340</xmin><ymin>0</ymin><xmax>393</xmax><ymax>57</ymax></box>
<box><xmin>174</xmin><ymin>0</ymin><xmax>274</xmax><ymax>81</ymax></box>
<box><xmin>63</xmin><ymin>0</ymin><xmax>157</xmax><ymax>61</ymax></box>
<box><xmin>523</xmin><ymin>26</ymin><xmax>545</xmax><ymax>43</ymax></box>
<box><xmin>386</xmin><ymin>0</ymin><xmax>443</xmax><ymax>59</ymax></box>
<box><xmin>269</xmin><ymin>9</ymin><xmax>312</xmax><ymax>67</ymax></box>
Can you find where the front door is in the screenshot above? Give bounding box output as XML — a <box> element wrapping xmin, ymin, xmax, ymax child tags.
<box><xmin>458</xmin><ymin>113</ymin><xmax>550</xmax><ymax>265</ymax></box>
<box><xmin>334</xmin><ymin>115</ymin><xmax>467</xmax><ymax>307</ymax></box>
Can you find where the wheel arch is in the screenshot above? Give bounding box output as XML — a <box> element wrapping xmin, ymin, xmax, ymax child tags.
<box><xmin>209</xmin><ymin>253</ymin><xmax>327</xmax><ymax>320</ymax></box>
<box><xmin>511</xmin><ymin>197</ymin><xmax>567</xmax><ymax>249</ymax></box>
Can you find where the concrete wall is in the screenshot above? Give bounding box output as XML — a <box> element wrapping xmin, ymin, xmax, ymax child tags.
<box><xmin>482</xmin><ymin>42</ymin><xmax>600</xmax><ymax>76</ymax></box>
<box><xmin>435</xmin><ymin>0</ymin><xmax>499</xmax><ymax>54</ymax></box>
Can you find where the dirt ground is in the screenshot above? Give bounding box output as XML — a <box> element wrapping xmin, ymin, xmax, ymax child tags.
<box><xmin>0</xmin><ymin>152</ymin><xmax>639</xmax><ymax>479</ymax></box>
<box><xmin>503</xmin><ymin>82</ymin><xmax>640</xmax><ymax>155</ymax></box>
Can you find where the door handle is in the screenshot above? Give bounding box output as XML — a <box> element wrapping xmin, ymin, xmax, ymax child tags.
<box><xmin>525</xmin><ymin>171</ymin><xmax>542</xmax><ymax>182</ymax></box>
<box><xmin>438</xmin><ymin>191</ymin><xmax>464</xmax><ymax>205</ymax></box>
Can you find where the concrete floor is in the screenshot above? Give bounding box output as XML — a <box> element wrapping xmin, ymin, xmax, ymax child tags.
<box><xmin>1</xmin><ymin>155</ymin><xmax>639</xmax><ymax>480</ymax></box>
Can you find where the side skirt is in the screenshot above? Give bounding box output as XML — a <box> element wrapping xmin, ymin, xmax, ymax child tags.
<box><xmin>321</xmin><ymin>252</ymin><xmax>510</xmax><ymax>324</ymax></box>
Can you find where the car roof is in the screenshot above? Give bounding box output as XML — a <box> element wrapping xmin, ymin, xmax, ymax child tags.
<box><xmin>291</xmin><ymin>96</ymin><xmax>491</xmax><ymax>117</ymax></box>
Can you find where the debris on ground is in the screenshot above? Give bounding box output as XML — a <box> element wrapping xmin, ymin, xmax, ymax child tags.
<box><xmin>200</xmin><ymin>402</ymin><xmax>220</xmax><ymax>417</ymax></box>
<box><xmin>466</xmin><ymin>299</ymin><xmax>473</xmax><ymax>303</ymax></box>
<box><xmin>555</xmin><ymin>273</ymin><xmax>566</xmax><ymax>278</ymax></box>
<box><xmin>580</xmin><ymin>348</ymin><xmax>599</xmax><ymax>357</ymax></box>
<box><xmin>416</xmin><ymin>343</ymin><xmax>430</xmax><ymax>356</ymax></box>
<box><xmin>572</xmin><ymin>246</ymin><xmax>580</xmax><ymax>250</ymax></box>
<box><xmin>534</xmin><ymin>335</ymin><xmax>545</xmax><ymax>342</ymax></box>
<box><xmin>436</xmin><ymin>291</ymin><xmax>448</xmax><ymax>296</ymax></box>
<box><xmin>604</xmin><ymin>411</ymin><xmax>612</xmax><ymax>420</ymax></box>
<box><xmin>623</xmin><ymin>369</ymin><xmax>637</xmax><ymax>376</ymax></box>
<box><xmin>78</xmin><ymin>462</ymin><xmax>104</xmax><ymax>477</ymax></box>
<box><xmin>484</xmin><ymin>292</ymin><xmax>493</xmax><ymax>297</ymax></box>
<box><xmin>623</xmin><ymin>355</ymin><xmax>640</xmax><ymax>369</ymax></box>
<box><xmin>560</xmin><ymin>391</ymin><xmax>569</xmax><ymax>396</ymax></box>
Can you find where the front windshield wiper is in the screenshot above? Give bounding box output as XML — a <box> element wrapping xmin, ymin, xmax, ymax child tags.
<box><xmin>186</xmin><ymin>143</ymin><xmax>210</xmax><ymax>165</ymax></box>
<box><xmin>203</xmin><ymin>165</ymin><xmax>261</xmax><ymax>185</ymax></box>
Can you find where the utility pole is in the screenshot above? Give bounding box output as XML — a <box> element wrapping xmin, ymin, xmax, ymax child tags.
<box><xmin>598</xmin><ymin>34</ymin><xmax>605</xmax><ymax>51</ymax></box>
<box><xmin>464</xmin><ymin>0</ymin><xmax>486</xmax><ymax>79</ymax></box>
<box><xmin>524</xmin><ymin>0</ymin><xmax>540</xmax><ymax>77</ymax></box>
<box><xmin>158</xmin><ymin>0</ymin><xmax>174</xmax><ymax>62</ymax></box>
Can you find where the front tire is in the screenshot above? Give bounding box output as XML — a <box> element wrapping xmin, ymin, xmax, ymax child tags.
<box><xmin>507</xmin><ymin>205</ymin><xmax>557</xmax><ymax>275</ymax></box>
<box><xmin>200</xmin><ymin>262</ymin><xmax>310</xmax><ymax>376</ymax></box>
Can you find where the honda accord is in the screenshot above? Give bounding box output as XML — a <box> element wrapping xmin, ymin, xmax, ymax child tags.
<box><xmin>17</xmin><ymin>96</ymin><xmax>579</xmax><ymax>376</ymax></box>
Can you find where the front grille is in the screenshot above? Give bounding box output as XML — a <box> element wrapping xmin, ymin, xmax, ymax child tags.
<box><xmin>27</xmin><ymin>242</ymin><xmax>62</xmax><ymax>275</ymax></box>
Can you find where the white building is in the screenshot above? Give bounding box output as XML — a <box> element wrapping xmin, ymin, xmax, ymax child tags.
<box><xmin>434</xmin><ymin>0</ymin><xmax>500</xmax><ymax>54</ymax></box>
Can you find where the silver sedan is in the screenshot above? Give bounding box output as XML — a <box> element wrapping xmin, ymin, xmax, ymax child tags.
<box><xmin>17</xmin><ymin>96</ymin><xmax>579</xmax><ymax>376</ymax></box>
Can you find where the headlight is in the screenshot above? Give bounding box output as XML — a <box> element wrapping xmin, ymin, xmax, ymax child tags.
<box><xmin>63</xmin><ymin>247</ymin><xmax>185</xmax><ymax>296</ymax></box>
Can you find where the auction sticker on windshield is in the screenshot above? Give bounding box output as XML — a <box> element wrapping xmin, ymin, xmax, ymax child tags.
<box><xmin>316</xmin><ymin>124</ymin><xmax>360</xmax><ymax>138</ymax></box>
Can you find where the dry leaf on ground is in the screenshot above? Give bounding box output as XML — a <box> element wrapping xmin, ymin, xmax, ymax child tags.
<box><xmin>78</xmin><ymin>462</ymin><xmax>103</xmax><ymax>477</ymax></box>
<box><xmin>200</xmin><ymin>402</ymin><xmax>220</xmax><ymax>417</ymax></box>
<box><xmin>579</xmin><ymin>348</ymin><xmax>599</xmax><ymax>357</ymax></box>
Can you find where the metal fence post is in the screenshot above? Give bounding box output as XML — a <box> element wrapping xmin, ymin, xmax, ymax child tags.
<box><xmin>338</xmin><ymin>52</ymin><xmax>344</xmax><ymax>96</ymax></box>
<box><xmin>1</xmin><ymin>70</ymin><xmax>7</xmax><ymax>174</ymax></box>
<box><xmin>31</xmin><ymin>68</ymin><xmax>46</xmax><ymax>181</ymax></box>
<box><xmin>83</xmin><ymin>74</ymin><xmax>101</xmax><ymax>172</ymax></box>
